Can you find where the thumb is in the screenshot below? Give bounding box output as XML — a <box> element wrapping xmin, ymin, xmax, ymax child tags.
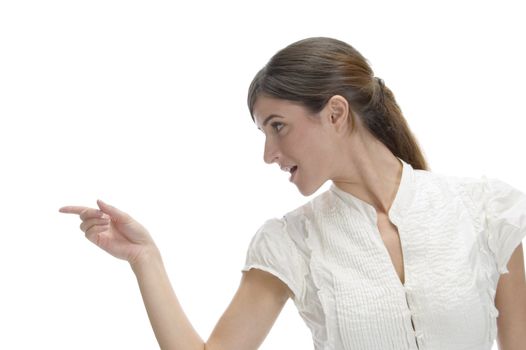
<box><xmin>97</xmin><ymin>199</ymin><xmax>131</xmax><ymax>223</ymax></box>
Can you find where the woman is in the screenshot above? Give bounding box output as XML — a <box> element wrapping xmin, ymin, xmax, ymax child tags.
<box><xmin>59</xmin><ymin>37</ymin><xmax>526</xmax><ymax>349</ymax></box>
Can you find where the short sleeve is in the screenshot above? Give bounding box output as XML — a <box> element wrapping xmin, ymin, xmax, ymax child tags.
<box><xmin>482</xmin><ymin>177</ymin><xmax>526</xmax><ymax>274</ymax></box>
<box><xmin>241</xmin><ymin>218</ymin><xmax>303</xmax><ymax>300</ymax></box>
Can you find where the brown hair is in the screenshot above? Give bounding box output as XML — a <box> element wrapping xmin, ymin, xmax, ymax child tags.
<box><xmin>247</xmin><ymin>37</ymin><xmax>428</xmax><ymax>171</ymax></box>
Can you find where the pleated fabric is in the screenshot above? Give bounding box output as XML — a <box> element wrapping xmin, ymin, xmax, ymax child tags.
<box><xmin>242</xmin><ymin>159</ymin><xmax>526</xmax><ymax>349</ymax></box>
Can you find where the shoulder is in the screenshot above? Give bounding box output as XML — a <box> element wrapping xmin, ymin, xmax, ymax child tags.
<box><xmin>412</xmin><ymin>168</ymin><xmax>490</xmax><ymax>199</ymax></box>
<box><xmin>412</xmin><ymin>169</ymin><xmax>526</xmax><ymax>217</ymax></box>
<box><xmin>412</xmin><ymin>167</ymin><xmax>474</xmax><ymax>188</ymax></box>
<box><xmin>434</xmin><ymin>172</ymin><xmax>519</xmax><ymax>204</ymax></box>
<box><xmin>282</xmin><ymin>187</ymin><xmax>341</xmax><ymax>221</ymax></box>
<box><xmin>249</xmin><ymin>188</ymin><xmax>340</xmax><ymax>247</ymax></box>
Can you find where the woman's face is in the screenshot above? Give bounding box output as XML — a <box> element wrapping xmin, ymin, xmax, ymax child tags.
<box><xmin>253</xmin><ymin>95</ymin><xmax>343</xmax><ymax>196</ymax></box>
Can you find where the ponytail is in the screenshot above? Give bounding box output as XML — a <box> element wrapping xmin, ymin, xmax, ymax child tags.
<box><xmin>362</xmin><ymin>77</ymin><xmax>428</xmax><ymax>170</ymax></box>
<box><xmin>248</xmin><ymin>37</ymin><xmax>428</xmax><ymax>170</ymax></box>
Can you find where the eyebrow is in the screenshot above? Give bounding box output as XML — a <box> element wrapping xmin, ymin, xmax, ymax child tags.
<box><xmin>258</xmin><ymin>114</ymin><xmax>284</xmax><ymax>130</ymax></box>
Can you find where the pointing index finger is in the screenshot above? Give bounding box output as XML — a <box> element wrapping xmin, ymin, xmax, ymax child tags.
<box><xmin>60</xmin><ymin>206</ymin><xmax>107</xmax><ymax>220</ymax></box>
<box><xmin>58</xmin><ymin>206</ymin><xmax>89</xmax><ymax>215</ymax></box>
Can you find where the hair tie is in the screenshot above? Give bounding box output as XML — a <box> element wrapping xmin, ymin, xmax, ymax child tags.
<box><xmin>375</xmin><ymin>76</ymin><xmax>384</xmax><ymax>90</ymax></box>
<box><xmin>374</xmin><ymin>76</ymin><xmax>385</xmax><ymax>103</ymax></box>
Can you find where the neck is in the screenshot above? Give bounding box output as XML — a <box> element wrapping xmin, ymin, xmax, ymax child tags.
<box><xmin>331</xmin><ymin>129</ymin><xmax>403</xmax><ymax>215</ymax></box>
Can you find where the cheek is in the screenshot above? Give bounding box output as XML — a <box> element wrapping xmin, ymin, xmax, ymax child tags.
<box><xmin>283</xmin><ymin>124</ymin><xmax>335</xmax><ymax>165</ymax></box>
<box><xmin>293</xmin><ymin>132</ymin><xmax>334</xmax><ymax>168</ymax></box>
<box><xmin>304</xmin><ymin>132</ymin><xmax>334</xmax><ymax>159</ymax></box>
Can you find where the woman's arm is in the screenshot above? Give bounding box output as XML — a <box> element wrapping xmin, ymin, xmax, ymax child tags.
<box><xmin>130</xmin><ymin>248</ymin><xmax>204</xmax><ymax>350</ymax></box>
<box><xmin>205</xmin><ymin>268</ymin><xmax>291</xmax><ymax>349</ymax></box>
<box><xmin>495</xmin><ymin>243</ymin><xmax>526</xmax><ymax>350</ymax></box>
<box><xmin>60</xmin><ymin>201</ymin><xmax>291</xmax><ymax>350</ymax></box>
<box><xmin>131</xmin><ymin>250</ymin><xmax>291</xmax><ymax>350</ymax></box>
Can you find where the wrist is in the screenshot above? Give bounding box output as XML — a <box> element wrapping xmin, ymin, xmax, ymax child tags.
<box><xmin>130</xmin><ymin>245</ymin><xmax>162</xmax><ymax>274</ymax></box>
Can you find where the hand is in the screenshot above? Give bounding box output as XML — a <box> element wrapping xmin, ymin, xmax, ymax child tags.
<box><xmin>59</xmin><ymin>200</ymin><xmax>159</xmax><ymax>265</ymax></box>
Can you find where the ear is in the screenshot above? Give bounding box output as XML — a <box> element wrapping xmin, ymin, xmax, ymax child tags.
<box><xmin>325</xmin><ymin>95</ymin><xmax>352</xmax><ymax>134</ymax></box>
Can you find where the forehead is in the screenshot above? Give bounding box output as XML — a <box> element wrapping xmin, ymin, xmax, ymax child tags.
<box><xmin>253</xmin><ymin>96</ymin><xmax>312</xmax><ymax>129</ymax></box>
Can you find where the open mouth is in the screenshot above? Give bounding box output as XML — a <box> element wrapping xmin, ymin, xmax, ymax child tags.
<box><xmin>289</xmin><ymin>166</ymin><xmax>298</xmax><ymax>182</ymax></box>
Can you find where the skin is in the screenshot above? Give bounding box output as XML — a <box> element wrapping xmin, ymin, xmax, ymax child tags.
<box><xmin>59</xmin><ymin>201</ymin><xmax>291</xmax><ymax>350</ymax></box>
<box><xmin>253</xmin><ymin>94</ymin><xmax>403</xmax><ymax>212</ymax></box>
<box><xmin>59</xmin><ymin>94</ymin><xmax>526</xmax><ymax>349</ymax></box>
<box><xmin>495</xmin><ymin>243</ymin><xmax>526</xmax><ymax>349</ymax></box>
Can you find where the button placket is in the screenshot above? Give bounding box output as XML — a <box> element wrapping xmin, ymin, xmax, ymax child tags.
<box><xmin>404</xmin><ymin>281</ymin><xmax>422</xmax><ymax>349</ymax></box>
<box><xmin>395</xmin><ymin>217</ymin><xmax>421</xmax><ymax>349</ymax></box>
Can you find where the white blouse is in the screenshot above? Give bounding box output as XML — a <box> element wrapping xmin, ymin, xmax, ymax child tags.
<box><xmin>242</xmin><ymin>158</ymin><xmax>526</xmax><ymax>350</ymax></box>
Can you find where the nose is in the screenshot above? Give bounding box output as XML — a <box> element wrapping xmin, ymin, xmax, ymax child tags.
<box><xmin>263</xmin><ymin>137</ymin><xmax>280</xmax><ymax>164</ymax></box>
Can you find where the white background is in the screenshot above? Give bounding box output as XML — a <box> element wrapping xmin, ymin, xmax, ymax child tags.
<box><xmin>1</xmin><ymin>1</ymin><xmax>525</xmax><ymax>349</ymax></box>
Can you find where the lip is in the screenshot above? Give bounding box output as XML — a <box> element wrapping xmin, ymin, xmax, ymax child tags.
<box><xmin>280</xmin><ymin>164</ymin><xmax>296</xmax><ymax>172</ymax></box>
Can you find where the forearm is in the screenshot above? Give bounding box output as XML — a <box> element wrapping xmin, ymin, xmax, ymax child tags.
<box><xmin>497</xmin><ymin>312</ymin><xmax>526</xmax><ymax>350</ymax></box>
<box><xmin>131</xmin><ymin>248</ymin><xmax>205</xmax><ymax>350</ymax></box>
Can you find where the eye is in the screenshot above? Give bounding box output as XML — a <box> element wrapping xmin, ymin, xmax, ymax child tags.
<box><xmin>271</xmin><ymin>121</ymin><xmax>284</xmax><ymax>133</ymax></box>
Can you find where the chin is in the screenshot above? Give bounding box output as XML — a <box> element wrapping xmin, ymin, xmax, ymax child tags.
<box><xmin>296</xmin><ymin>181</ymin><xmax>325</xmax><ymax>197</ymax></box>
